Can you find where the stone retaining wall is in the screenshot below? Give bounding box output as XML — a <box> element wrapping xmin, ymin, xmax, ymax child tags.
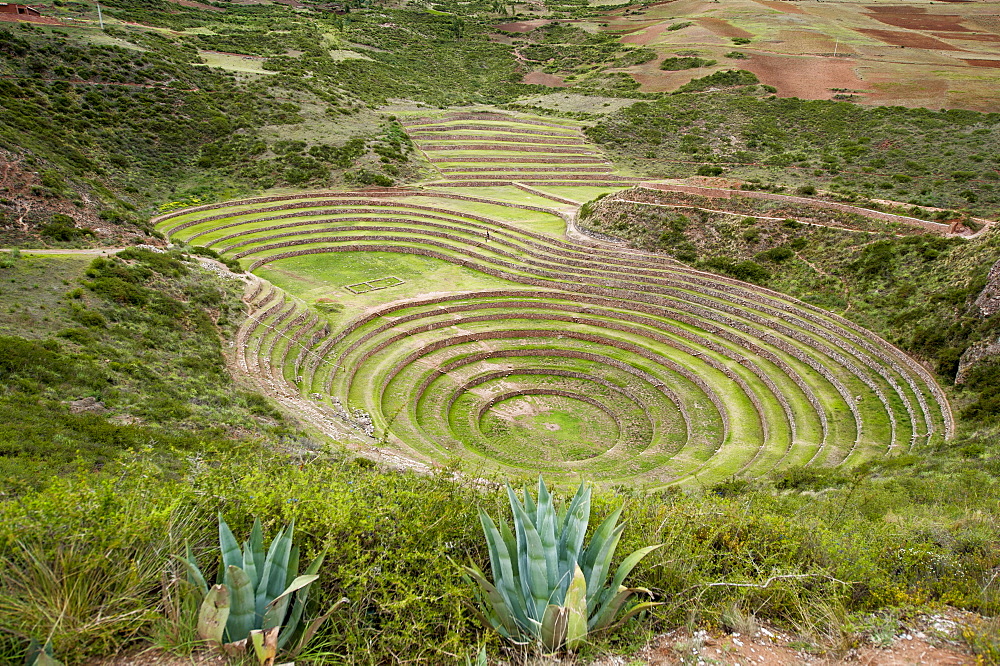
<box><xmin>401</xmin><ymin>113</ymin><xmax>574</xmax><ymax>129</ymax></box>
<box><xmin>415</xmin><ymin>134</ymin><xmax>586</xmax><ymax>146</ymax></box>
<box><xmin>636</xmin><ymin>184</ymin><xmax>952</xmax><ymax>234</ymax></box>
<box><xmin>409</xmin><ymin>124</ymin><xmax>580</xmax><ymax>137</ymax></box>
<box><xmin>422</xmin><ymin>144</ymin><xmax>594</xmax><ymax>154</ymax></box>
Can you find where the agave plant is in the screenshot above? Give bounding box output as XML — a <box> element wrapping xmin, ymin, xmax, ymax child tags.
<box><xmin>181</xmin><ymin>514</ymin><xmax>346</xmax><ymax>664</ymax></box>
<box><xmin>24</xmin><ymin>639</ymin><xmax>62</xmax><ymax>666</ymax></box>
<box><xmin>464</xmin><ymin>478</ymin><xmax>662</xmax><ymax>652</ymax></box>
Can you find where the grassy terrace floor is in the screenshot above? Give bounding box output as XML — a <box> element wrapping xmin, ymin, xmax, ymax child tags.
<box><xmin>155</xmin><ymin>112</ymin><xmax>953</xmax><ymax>488</ymax></box>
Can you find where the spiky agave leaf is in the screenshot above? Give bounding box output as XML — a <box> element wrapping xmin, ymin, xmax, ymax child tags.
<box><xmin>579</xmin><ymin>508</ymin><xmax>625</xmax><ymax>615</ymax></box>
<box><xmin>197</xmin><ymin>584</ymin><xmax>230</xmax><ymax>645</ymax></box>
<box><xmin>262</xmin><ymin>574</ymin><xmax>318</xmax><ymax>633</ymax></box>
<box><xmin>479</xmin><ymin>508</ymin><xmax>531</xmax><ymax>632</ymax></box>
<box><xmin>556</xmin><ymin>484</ymin><xmax>590</xmax><ymax>585</ymax></box>
<box><xmin>507</xmin><ymin>489</ymin><xmax>551</xmax><ymax>623</ymax></box>
<box><xmin>224</xmin><ymin>565</ymin><xmax>256</xmax><ymax>642</ymax></box>
<box><xmin>218</xmin><ymin>514</ymin><xmax>244</xmax><ymax>572</ymax></box>
<box><xmin>287</xmin><ymin>597</ymin><xmax>348</xmax><ymax>659</ymax></box>
<box><xmin>563</xmin><ymin>563</ymin><xmax>588</xmax><ymax>651</ymax></box>
<box><xmin>462</xmin><ymin>560</ymin><xmax>520</xmax><ymax>638</ymax></box>
<box><xmin>178</xmin><ymin>543</ymin><xmax>207</xmax><ymax>595</ymax></box>
<box><xmin>277</xmin><ymin>549</ymin><xmax>327</xmax><ymax>649</ymax></box>
<box><xmin>540</xmin><ymin>604</ymin><xmax>568</xmax><ymax>653</ymax></box>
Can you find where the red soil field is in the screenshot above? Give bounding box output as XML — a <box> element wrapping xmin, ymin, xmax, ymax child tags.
<box><xmin>857</xmin><ymin>28</ymin><xmax>961</xmax><ymax>50</ymax></box>
<box><xmin>495</xmin><ymin>19</ymin><xmax>552</xmax><ymax>33</ymax></box>
<box><xmin>962</xmin><ymin>59</ymin><xmax>1000</xmax><ymax>68</ymax></box>
<box><xmin>621</xmin><ymin>22</ymin><xmax>672</xmax><ymax>45</ymax></box>
<box><xmin>867</xmin><ymin>12</ymin><xmax>971</xmax><ymax>32</ymax></box>
<box><xmin>739</xmin><ymin>53</ymin><xmax>865</xmax><ymax>99</ymax></box>
<box><xmin>752</xmin><ymin>0</ymin><xmax>805</xmax><ymax>14</ymax></box>
<box><xmin>522</xmin><ymin>71</ymin><xmax>568</xmax><ymax>86</ymax></box>
<box><xmin>695</xmin><ymin>17</ymin><xmax>753</xmax><ymax>39</ymax></box>
<box><xmin>934</xmin><ymin>32</ymin><xmax>1000</xmax><ymax>42</ymax></box>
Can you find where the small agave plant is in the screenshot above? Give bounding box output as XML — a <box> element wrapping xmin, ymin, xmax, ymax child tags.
<box><xmin>24</xmin><ymin>640</ymin><xmax>62</xmax><ymax>666</ymax></box>
<box><xmin>464</xmin><ymin>478</ymin><xmax>663</xmax><ymax>653</ymax></box>
<box><xmin>181</xmin><ymin>514</ymin><xmax>346</xmax><ymax>665</ymax></box>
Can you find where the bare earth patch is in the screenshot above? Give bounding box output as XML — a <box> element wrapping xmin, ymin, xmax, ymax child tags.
<box><xmin>963</xmin><ymin>58</ymin><xmax>1000</xmax><ymax>68</ymax></box>
<box><xmin>621</xmin><ymin>22</ymin><xmax>672</xmax><ymax>45</ymax></box>
<box><xmin>695</xmin><ymin>17</ymin><xmax>754</xmax><ymax>40</ymax></box>
<box><xmin>740</xmin><ymin>54</ymin><xmax>866</xmax><ymax>99</ymax></box>
<box><xmin>856</xmin><ymin>28</ymin><xmax>961</xmax><ymax>50</ymax></box>
<box><xmin>522</xmin><ymin>71</ymin><xmax>569</xmax><ymax>87</ymax></box>
<box><xmin>496</xmin><ymin>19</ymin><xmax>552</xmax><ymax>33</ymax></box>
<box><xmin>753</xmin><ymin>0</ymin><xmax>805</xmax><ymax>15</ymax></box>
<box><xmin>866</xmin><ymin>9</ymin><xmax>971</xmax><ymax>33</ymax></box>
<box><xmin>593</xmin><ymin>611</ymin><xmax>980</xmax><ymax>666</ymax></box>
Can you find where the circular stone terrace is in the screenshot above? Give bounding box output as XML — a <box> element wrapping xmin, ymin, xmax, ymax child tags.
<box><xmin>155</xmin><ymin>111</ymin><xmax>953</xmax><ymax>488</ymax></box>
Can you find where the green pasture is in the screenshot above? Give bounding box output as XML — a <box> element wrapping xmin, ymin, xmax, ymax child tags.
<box><xmin>255</xmin><ymin>251</ymin><xmax>520</xmax><ymax>322</ymax></box>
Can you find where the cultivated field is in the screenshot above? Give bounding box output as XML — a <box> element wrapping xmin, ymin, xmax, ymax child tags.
<box><xmin>156</xmin><ymin>112</ymin><xmax>953</xmax><ymax>488</ymax></box>
<box><xmin>599</xmin><ymin>0</ymin><xmax>1000</xmax><ymax>111</ymax></box>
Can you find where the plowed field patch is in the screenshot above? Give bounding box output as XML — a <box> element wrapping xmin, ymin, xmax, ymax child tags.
<box><xmin>695</xmin><ymin>17</ymin><xmax>753</xmax><ymax>39</ymax></box>
<box><xmin>963</xmin><ymin>59</ymin><xmax>1000</xmax><ymax>68</ymax></box>
<box><xmin>857</xmin><ymin>28</ymin><xmax>962</xmax><ymax>50</ymax></box>
<box><xmin>522</xmin><ymin>71</ymin><xmax>568</xmax><ymax>86</ymax></box>
<box><xmin>740</xmin><ymin>54</ymin><xmax>865</xmax><ymax>98</ymax></box>
<box><xmin>867</xmin><ymin>12</ymin><xmax>970</xmax><ymax>32</ymax></box>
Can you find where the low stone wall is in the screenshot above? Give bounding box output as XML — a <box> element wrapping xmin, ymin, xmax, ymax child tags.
<box><xmin>401</xmin><ymin>113</ymin><xmax>573</xmax><ymax>129</ymax></box>
<box><xmin>449</xmin><ymin>173</ymin><xmax>639</xmax><ymax>182</ymax></box>
<box><xmin>438</xmin><ymin>180</ymin><xmax>634</xmax><ymax>188</ymax></box>
<box><xmin>243</xmin><ymin>235</ymin><xmax>936</xmax><ymax>452</ymax></box>
<box><xmin>409</xmin><ymin>124</ymin><xmax>580</xmax><ymax>137</ymax></box>
<box><xmin>636</xmin><ymin>184</ymin><xmax>952</xmax><ymax>234</ymax></box>
<box><xmin>428</xmin><ymin>156</ymin><xmax>604</xmax><ymax>164</ymax></box>
<box><xmin>422</xmin><ymin>144</ymin><xmax>594</xmax><ymax>154</ymax></box>
<box><xmin>377</xmin><ymin>337</ymin><xmax>696</xmax><ymax>442</ymax></box>
<box><xmin>415</xmin><ymin>134</ymin><xmax>586</xmax><ymax>146</ymax></box>
<box><xmin>437</xmin><ymin>165</ymin><xmax>612</xmax><ymax>173</ymax></box>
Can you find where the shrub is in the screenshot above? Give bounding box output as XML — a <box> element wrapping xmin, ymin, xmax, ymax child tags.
<box><xmin>700</xmin><ymin>256</ymin><xmax>771</xmax><ymax>284</ymax></box>
<box><xmin>675</xmin><ymin>69</ymin><xmax>758</xmax><ymax>93</ymax></box>
<box><xmin>660</xmin><ymin>57</ymin><xmax>716</xmax><ymax>71</ymax></box>
<box><xmin>40</xmin><ymin>214</ymin><xmax>94</xmax><ymax>242</ymax></box>
<box><xmin>755</xmin><ymin>246</ymin><xmax>794</xmax><ymax>263</ymax></box>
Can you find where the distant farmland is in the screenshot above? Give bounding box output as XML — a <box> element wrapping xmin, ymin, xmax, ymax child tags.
<box><xmin>597</xmin><ymin>0</ymin><xmax>1000</xmax><ymax>112</ymax></box>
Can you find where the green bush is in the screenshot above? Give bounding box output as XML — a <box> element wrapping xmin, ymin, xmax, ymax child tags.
<box><xmin>700</xmin><ymin>256</ymin><xmax>771</xmax><ymax>283</ymax></box>
<box><xmin>660</xmin><ymin>57</ymin><xmax>716</xmax><ymax>71</ymax></box>
<box><xmin>755</xmin><ymin>246</ymin><xmax>794</xmax><ymax>263</ymax></box>
<box><xmin>40</xmin><ymin>214</ymin><xmax>94</xmax><ymax>242</ymax></box>
<box><xmin>675</xmin><ymin>69</ymin><xmax>758</xmax><ymax>93</ymax></box>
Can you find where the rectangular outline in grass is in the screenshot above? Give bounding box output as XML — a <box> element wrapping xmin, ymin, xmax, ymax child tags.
<box><xmin>345</xmin><ymin>276</ymin><xmax>405</xmax><ymax>294</ymax></box>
